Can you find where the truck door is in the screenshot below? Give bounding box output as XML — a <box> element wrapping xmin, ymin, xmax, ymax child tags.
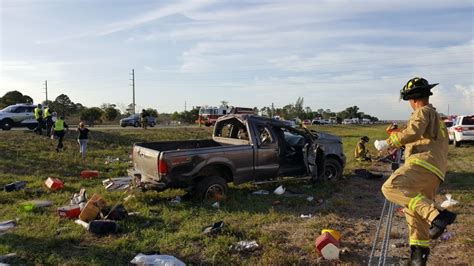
<box><xmin>253</xmin><ymin>123</ymin><xmax>279</xmax><ymax>180</ymax></box>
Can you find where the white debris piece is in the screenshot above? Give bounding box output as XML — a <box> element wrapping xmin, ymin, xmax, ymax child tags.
<box><xmin>234</xmin><ymin>240</ymin><xmax>259</xmax><ymax>252</ymax></box>
<box><xmin>273</xmin><ymin>185</ymin><xmax>286</xmax><ymax>195</ymax></box>
<box><xmin>440</xmin><ymin>194</ymin><xmax>459</xmax><ymax>208</ymax></box>
<box><xmin>252</xmin><ymin>190</ymin><xmax>269</xmax><ymax>195</ymax></box>
<box><xmin>130</xmin><ymin>254</ymin><xmax>185</xmax><ymax>266</ymax></box>
<box><xmin>102</xmin><ymin>177</ymin><xmax>133</xmax><ymax>190</ymax></box>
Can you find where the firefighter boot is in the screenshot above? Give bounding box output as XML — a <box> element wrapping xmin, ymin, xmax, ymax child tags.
<box><xmin>409</xmin><ymin>246</ymin><xmax>430</xmax><ymax>266</ymax></box>
<box><xmin>429</xmin><ymin>209</ymin><xmax>456</xmax><ymax>239</ymax></box>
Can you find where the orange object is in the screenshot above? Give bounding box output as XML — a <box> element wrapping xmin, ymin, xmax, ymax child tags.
<box><xmin>79</xmin><ymin>194</ymin><xmax>106</xmax><ymax>222</ymax></box>
<box><xmin>45</xmin><ymin>177</ymin><xmax>64</xmax><ymax>190</ymax></box>
<box><xmin>321</xmin><ymin>229</ymin><xmax>341</xmax><ymax>241</ymax></box>
<box><xmin>80</xmin><ymin>170</ymin><xmax>99</xmax><ymax>179</ymax></box>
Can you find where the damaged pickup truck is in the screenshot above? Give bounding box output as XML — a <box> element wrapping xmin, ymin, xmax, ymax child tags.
<box><xmin>130</xmin><ymin>114</ymin><xmax>346</xmax><ymax>200</ymax></box>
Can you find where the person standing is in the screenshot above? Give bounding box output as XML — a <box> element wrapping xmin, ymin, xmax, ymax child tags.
<box><xmin>52</xmin><ymin>116</ymin><xmax>69</xmax><ymax>152</ymax></box>
<box><xmin>140</xmin><ymin>109</ymin><xmax>149</xmax><ymax>129</ymax></box>
<box><xmin>43</xmin><ymin>106</ymin><xmax>53</xmax><ymax>137</ymax></box>
<box><xmin>77</xmin><ymin>122</ymin><xmax>89</xmax><ymax>160</ymax></box>
<box><xmin>376</xmin><ymin>77</ymin><xmax>456</xmax><ymax>265</ymax></box>
<box><xmin>34</xmin><ymin>104</ymin><xmax>43</xmax><ymax>135</ymax></box>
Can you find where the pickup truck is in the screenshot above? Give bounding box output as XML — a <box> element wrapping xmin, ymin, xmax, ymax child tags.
<box><xmin>130</xmin><ymin>114</ymin><xmax>346</xmax><ymax>200</ymax></box>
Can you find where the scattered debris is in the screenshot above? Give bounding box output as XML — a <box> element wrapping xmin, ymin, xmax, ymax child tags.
<box><xmin>441</xmin><ymin>194</ymin><xmax>459</xmax><ymax>208</ymax></box>
<box><xmin>105</xmin><ymin>204</ymin><xmax>128</xmax><ymax>220</ymax></box>
<box><xmin>169</xmin><ymin>196</ymin><xmax>181</xmax><ymax>205</ymax></box>
<box><xmin>19</xmin><ymin>200</ymin><xmax>53</xmax><ymax>212</ymax></box>
<box><xmin>79</xmin><ymin>194</ymin><xmax>107</xmax><ymax>222</ymax></box>
<box><xmin>130</xmin><ymin>254</ymin><xmax>185</xmax><ymax>266</ymax></box>
<box><xmin>58</xmin><ymin>205</ymin><xmax>81</xmax><ymax>219</ymax></box>
<box><xmin>306</xmin><ymin>196</ymin><xmax>314</xmax><ymax>202</ymax></box>
<box><xmin>124</xmin><ymin>195</ymin><xmax>135</xmax><ymax>202</ymax></box>
<box><xmin>0</xmin><ymin>253</ymin><xmax>17</xmax><ymax>262</ymax></box>
<box><xmin>273</xmin><ymin>185</ymin><xmax>285</xmax><ymax>195</ymax></box>
<box><xmin>211</xmin><ymin>202</ymin><xmax>220</xmax><ymax>209</ymax></box>
<box><xmin>75</xmin><ymin>219</ymin><xmax>89</xmax><ymax>229</ymax></box>
<box><xmin>315</xmin><ymin>232</ymin><xmax>340</xmax><ymax>260</ymax></box>
<box><xmin>81</xmin><ymin>170</ymin><xmax>100</xmax><ymax>179</ymax></box>
<box><xmin>316</xmin><ymin>199</ymin><xmax>324</xmax><ymax>205</ymax></box>
<box><xmin>71</xmin><ymin>188</ymin><xmax>87</xmax><ymax>205</ymax></box>
<box><xmin>89</xmin><ymin>220</ymin><xmax>119</xmax><ymax>235</ymax></box>
<box><xmin>252</xmin><ymin>190</ymin><xmax>269</xmax><ymax>195</ymax></box>
<box><xmin>340</xmin><ymin>247</ymin><xmax>350</xmax><ymax>254</ymax></box>
<box><xmin>321</xmin><ymin>229</ymin><xmax>341</xmax><ymax>241</ymax></box>
<box><xmin>271</xmin><ymin>200</ymin><xmax>281</xmax><ymax>206</ymax></box>
<box><xmin>203</xmin><ymin>221</ymin><xmax>224</xmax><ymax>235</ymax></box>
<box><xmin>0</xmin><ymin>219</ymin><xmax>17</xmax><ymax>234</ymax></box>
<box><xmin>391</xmin><ymin>242</ymin><xmax>406</xmax><ymax>248</ymax></box>
<box><xmin>4</xmin><ymin>181</ymin><xmax>26</xmax><ymax>192</ymax></box>
<box><xmin>232</xmin><ymin>240</ymin><xmax>259</xmax><ymax>252</ymax></box>
<box><xmin>440</xmin><ymin>231</ymin><xmax>455</xmax><ymax>241</ymax></box>
<box><xmin>300</xmin><ymin>214</ymin><xmax>312</xmax><ymax>218</ymax></box>
<box><xmin>44</xmin><ymin>177</ymin><xmax>64</xmax><ymax>190</ymax></box>
<box><xmin>104</xmin><ymin>156</ymin><xmax>121</xmax><ymax>165</ymax></box>
<box><xmin>103</xmin><ymin>177</ymin><xmax>132</xmax><ymax>190</ymax></box>
<box><xmin>354</xmin><ymin>169</ymin><xmax>383</xmax><ymax>179</ymax></box>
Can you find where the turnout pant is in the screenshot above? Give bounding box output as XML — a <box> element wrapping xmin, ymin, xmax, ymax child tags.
<box><xmin>381</xmin><ymin>164</ymin><xmax>441</xmax><ymax>247</ymax></box>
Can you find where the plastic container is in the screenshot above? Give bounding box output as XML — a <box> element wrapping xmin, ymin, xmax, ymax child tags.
<box><xmin>58</xmin><ymin>205</ymin><xmax>81</xmax><ymax>218</ymax></box>
<box><xmin>315</xmin><ymin>232</ymin><xmax>340</xmax><ymax>260</ymax></box>
<box><xmin>19</xmin><ymin>200</ymin><xmax>53</xmax><ymax>212</ymax></box>
<box><xmin>79</xmin><ymin>194</ymin><xmax>106</xmax><ymax>222</ymax></box>
<box><xmin>80</xmin><ymin>170</ymin><xmax>99</xmax><ymax>179</ymax></box>
<box><xmin>45</xmin><ymin>177</ymin><xmax>64</xmax><ymax>190</ymax></box>
<box><xmin>321</xmin><ymin>229</ymin><xmax>341</xmax><ymax>241</ymax></box>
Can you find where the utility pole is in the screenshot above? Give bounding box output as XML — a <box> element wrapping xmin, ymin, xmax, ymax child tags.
<box><xmin>447</xmin><ymin>104</ymin><xmax>450</xmax><ymax>116</ymax></box>
<box><xmin>44</xmin><ymin>80</ymin><xmax>48</xmax><ymax>103</ymax></box>
<box><xmin>271</xmin><ymin>102</ymin><xmax>274</xmax><ymax>117</ymax></box>
<box><xmin>185</xmin><ymin>101</ymin><xmax>187</xmax><ymax>112</ymax></box>
<box><xmin>130</xmin><ymin>69</ymin><xmax>135</xmax><ymax>114</ymax></box>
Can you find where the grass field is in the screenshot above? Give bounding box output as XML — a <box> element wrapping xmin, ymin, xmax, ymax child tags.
<box><xmin>0</xmin><ymin>125</ymin><xmax>472</xmax><ymax>265</ymax></box>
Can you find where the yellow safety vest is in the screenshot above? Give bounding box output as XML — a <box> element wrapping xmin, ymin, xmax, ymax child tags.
<box><xmin>34</xmin><ymin>107</ymin><xmax>41</xmax><ymax>119</ymax></box>
<box><xmin>54</xmin><ymin>119</ymin><xmax>65</xmax><ymax>131</ymax></box>
<box><xmin>43</xmin><ymin>108</ymin><xmax>51</xmax><ymax>118</ymax></box>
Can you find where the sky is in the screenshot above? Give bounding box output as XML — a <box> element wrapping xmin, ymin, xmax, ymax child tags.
<box><xmin>0</xmin><ymin>0</ymin><xmax>473</xmax><ymax>119</ymax></box>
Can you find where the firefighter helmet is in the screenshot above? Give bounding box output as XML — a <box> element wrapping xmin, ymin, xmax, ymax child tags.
<box><xmin>361</xmin><ymin>136</ymin><xmax>369</xmax><ymax>142</ymax></box>
<box><xmin>400</xmin><ymin>77</ymin><xmax>438</xmax><ymax>100</ymax></box>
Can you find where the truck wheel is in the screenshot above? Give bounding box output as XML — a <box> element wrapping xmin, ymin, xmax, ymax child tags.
<box><xmin>1</xmin><ymin>119</ymin><xmax>13</xmax><ymax>130</ymax></box>
<box><xmin>150</xmin><ymin>122</ymin><xmax>155</xmax><ymax>127</ymax></box>
<box><xmin>324</xmin><ymin>157</ymin><xmax>343</xmax><ymax>180</ymax></box>
<box><xmin>194</xmin><ymin>176</ymin><xmax>228</xmax><ymax>201</ymax></box>
<box><xmin>134</xmin><ymin>121</ymin><xmax>139</xmax><ymax>127</ymax></box>
<box><xmin>121</xmin><ymin>124</ymin><xmax>126</xmax><ymax>128</ymax></box>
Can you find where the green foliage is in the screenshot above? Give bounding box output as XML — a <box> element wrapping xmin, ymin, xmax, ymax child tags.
<box><xmin>50</xmin><ymin>94</ymin><xmax>77</xmax><ymax>117</ymax></box>
<box><xmin>0</xmin><ymin>90</ymin><xmax>34</xmax><ymax>108</ymax></box>
<box><xmin>101</xmin><ymin>104</ymin><xmax>121</xmax><ymax>121</ymax></box>
<box><xmin>80</xmin><ymin>107</ymin><xmax>104</xmax><ymax>125</ymax></box>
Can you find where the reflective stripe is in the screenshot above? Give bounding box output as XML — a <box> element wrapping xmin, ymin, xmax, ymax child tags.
<box><xmin>408</xmin><ymin>194</ymin><xmax>424</xmax><ymax>211</ymax></box>
<box><xmin>410</xmin><ymin>239</ymin><xmax>430</xmax><ymax>247</ymax></box>
<box><xmin>408</xmin><ymin>158</ymin><xmax>444</xmax><ymax>179</ymax></box>
<box><xmin>390</xmin><ymin>133</ymin><xmax>402</xmax><ymax>148</ymax></box>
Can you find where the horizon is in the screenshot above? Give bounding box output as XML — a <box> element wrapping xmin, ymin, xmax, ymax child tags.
<box><xmin>1</xmin><ymin>0</ymin><xmax>473</xmax><ymax>120</ymax></box>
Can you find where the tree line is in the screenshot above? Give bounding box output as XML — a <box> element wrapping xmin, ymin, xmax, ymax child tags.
<box><xmin>0</xmin><ymin>91</ymin><xmax>378</xmax><ymax>125</ymax></box>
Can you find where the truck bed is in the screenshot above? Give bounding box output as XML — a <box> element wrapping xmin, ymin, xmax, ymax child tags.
<box><xmin>135</xmin><ymin>139</ymin><xmax>222</xmax><ymax>151</ymax></box>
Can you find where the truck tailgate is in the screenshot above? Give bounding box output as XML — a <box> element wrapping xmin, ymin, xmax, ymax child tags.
<box><xmin>133</xmin><ymin>145</ymin><xmax>160</xmax><ymax>182</ymax></box>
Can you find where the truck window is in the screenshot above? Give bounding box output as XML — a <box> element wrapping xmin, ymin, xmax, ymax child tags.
<box><xmin>462</xmin><ymin>116</ymin><xmax>474</xmax><ymax>125</ymax></box>
<box><xmin>256</xmin><ymin>125</ymin><xmax>274</xmax><ymax>145</ymax></box>
<box><xmin>214</xmin><ymin>117</ymin><xmax>249</xmax><ymax>144</ymax></box>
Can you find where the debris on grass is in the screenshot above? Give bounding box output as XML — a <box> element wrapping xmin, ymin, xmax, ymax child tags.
<box><xmin>252</xmin><ymin>190</ymin><xmax>269</xmax><ymax>195</ymax></box>
<box><xmin>124</xmin><ymin>195</ymin><xmax>135</xmax><ymax>202</ymax></box>
<box><xmin>306</xmin><ymin>196</ymin><xmax>314</xmax><ymax>202</ymax></box>
<box><xmin>130</xmin><ymin>254</ymin><xmax>185</xmax><ymax>266</ymax></box>
<box><xmin>0</xmin><ymin>219</ymin><xmax>18</xmax><ymax>234</ymax></box>
<box><xmin>80</xmin><ymin>170</ymin><xmax>100</xmax><ymax>179</ymax></box>
<box><xmin>4</xmin><ymin>181</ymin><xmax>26</xmax><ymax>192</ymax></box>
<box><xmin>300</xmin><ymin>214</ymin><xmax>312</xmax><ymax>218</ymax></box>
<box><xmin>79</xmin><ymin>194</ymin><xmax>107</xmax><ymax>222</ymax></box>
<box><xmin>203</xmin><ymin>221</ymin><xmax>224</xmax><ymax>235</ymax></box>
<box><xmin>0</xmin><ymin>253</ymin><xmax>17</xmax><ymax>262</ymax></box>
<box><xmin>440</xmin><ymin>231</ymin><xmax>455</xmax><ymax>241</ymax></box>
<box><xmin>103</xmin><ymin>177</ymin><xmax>132</xmax><ymax>190</ymax></box>
<box><xmin>440</xmin><ymin>194</ymin><xmax>459</xmax><ymax>208</ymax></box>
<box><xmin>211</xmin><ymin>202</ymin><xmax>220</xmax><ymax>209</ymax></box>
<box><xmin>70</xmin><ymin>188</ymin><xmax>87</xmax><ymax>205</ymax></box>
<box><xmin>44</xmin><ymin>177</ymin><xmax>64</xmax><ymax>190</ymax></box>
<box><xmin>19</xmin><ymin>200</ymin><xmax>53</xmax><ymax>212</ymax></box>
<box><xmin>169</xmin><ymin>196</ymin><xmax>181</xmax><ymax>205</ymax></box>
<box><xmin>315</xmin><ymin>232</ymin><xmax>340</xmax><ymax>260</ymax></box>
<box><xmin>232</xmin><ymin>240</ymin><xmax>259</xmax><ymax>252</ymax></box>
<box><xmin>58</xmin><ymin>205</ymin><xmax>81</xmax><ymax>218</ymax></box>
<box><xmin>89</xmin><ymin>220</ymin><xmax>119</xmax><ymax>235</ymax></box>
<box><xmin>273</xmin><ymin>185</ymin><xmax>285</xmax><ymax>195</ymax></box>
<box><xmin>105</xmin><ymin>204</ymin><xmax>128</xmax><ymax>220</ymax></box>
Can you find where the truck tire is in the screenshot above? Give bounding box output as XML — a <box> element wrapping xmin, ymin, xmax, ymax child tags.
<box><xmin>149</xmin><ymin>122</ymin><xmax>156</xmax><ymax>127</ymax></box>
<box><xmin>134</xmin><ymin>121</ymin><xmax>139</xmax><ymax>127</ymax></box>
<box><xmin>324</xmin><ymin>157</ymin><xmax>343</xmax><ymax>180</ymax></box>
<box><xmin>1</xmin><ymin>119</ymin><xmax>13</xmax><ymax>130</ymax></box>
<box><xmin>193</xmin><ymin>176</ymin><xmax>228</xmax><ymax>201</ymax></box>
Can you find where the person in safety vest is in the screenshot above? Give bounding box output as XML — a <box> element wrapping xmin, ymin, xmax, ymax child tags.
<box><xmin>375</xmin><ymin>77</ymin><xmax>455</xmax><ymax>265</ymax></box>
<box><xmin>43</xmin><ymin>106</ymin><xmax>53</xmax><ymax>137</ymax></box>
<box><xmin>34</xmin><ymin>104</ymin><xmax>43</xmax><ymax>135</ymax></box>
<box><xmin>140</xmin><ymin>109</ymin><xmax>149</xmax><ymax>129</ymax></box>
<box><xmin>52</xmin><ymin>116</ymin><xmax>69</xmax><ymax>152</ymax></box>
<box><xmin>354</xmin><ymin>136</ymin><xmax>371</xmax><ymax>161</ymax></box>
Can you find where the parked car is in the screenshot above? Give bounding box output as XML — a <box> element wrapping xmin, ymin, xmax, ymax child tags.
<box><xmin>449</xmin><ymin>115</ymin><xmax>474</xmax><ymax>147</ymax></box>
<box><xmin>129</xmin><ymin>114</ymin><xmax>346</xmax><ymax>200</ymax></box>
<box><xmin>444</xmin><ymin>119</ymin><xmax>454</xmax><ymax>143</ymax></box>
<box><xmin>120</xmin><ymin>114</ymin><xmax>156</xmax><ymax>127</ymax></box>
<box><xmin>303</xmin><ymin>119</ymin><xmax>311</xmax><ymax>125</ymax></box>
<box><xmin>0</xmin><ymin>103</ymin><xmax>38</xmax><ymax>130</ymax></box>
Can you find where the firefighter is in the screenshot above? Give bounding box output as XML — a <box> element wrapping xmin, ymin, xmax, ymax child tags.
<box><xmin>376</xmin><ymin>77</ymin><xmax>456</xmax><ymax>265</ymax></box>
<box><xmin>140</xmin><ymin>109</ymin><xmax>148</xmax><ymax>129</ymax></box>
<box><xmin>34</xmin><ymin>104</ymin><xmax>43</xmax><ymax>135</ymax></box>
<box><xmin>43</xmin><ymin>106</ymin><xmax>53</xmax><ymax>137</ymax></box>
<box><xmin>354</xmin><ymin>136</ymin><xmax>371</xmax><ymax>161</ymax></box>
